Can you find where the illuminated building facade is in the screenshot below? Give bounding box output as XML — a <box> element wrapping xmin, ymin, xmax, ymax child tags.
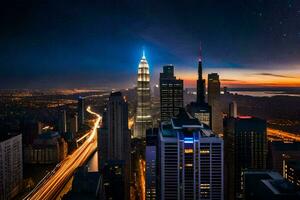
<box><xmin>134</xmin><ymin>51</ymin><xmax>152</xmax><ymax>138</ymax></box>
<box><xmin>159</xmin><ymin>65</ymin><xmax>183</xmax><ymax>122</ymax></box>
<box><xmin>146</xmin><ymin>128</ymin><xmax>158</xmax><ymax>200</ymax></box>
<box><xmin>208</xmin><ymin>73</ymin><xmax>223</xmax><ymax>135</ymax></box>
<box><xmin>159</xmin><ymin>110</ymin><xmax>224</xmax><ymax>200</ymax></box>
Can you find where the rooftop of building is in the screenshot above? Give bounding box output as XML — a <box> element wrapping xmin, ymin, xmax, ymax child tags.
<box><xmin>172</xmin><ymin>109</ymin><xmax>201</xmax><ymax>128</ymax></box>
<box><xmin>244</xmin><ymin>170</ymin><xmax>283</xmax><ymax>180</ymax></box>
<box><xmin>244</xmin><ymin>170</ymin><xmax>300</xmax><ymax>196</ymax></box>
<box><xmin>0</xmin><ymin>132</ymin><xmax>21</xmax><ymax>143</ymax></box>
<box><xmin>110</xmin><ymin>91</ymin><xmax>122</xmax><ymax>97</ymax></box>
<box><xmin>160</xmin><ymin>109</ymin><xmax>218</xmax><ymax>139</ymax></box>
<box><xmin>262</xmin><ymin>179</ymin><xmax>300</xmax><ymax>195</ymax></box>
<box><xmin>38</xmin><ymin>131</ymin><xmax>60</xmax><ymax>140</ymax></box>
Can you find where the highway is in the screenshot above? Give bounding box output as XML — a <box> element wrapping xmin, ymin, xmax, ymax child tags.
<box><xmin>267</xmin><ymin>128</ymin><xmax>300</xmax><ymax>142</ymax></box>
<box><xmin>24</xmin><ymin>106</ymin><xmax>101</xmax><ymax>200</ymax></box>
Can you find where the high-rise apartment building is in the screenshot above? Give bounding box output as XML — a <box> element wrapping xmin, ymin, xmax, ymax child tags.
<box><xmin>268</xmin><ymin>141</ymin><xmax>300</xmax><ymax>175</ymax></box>
<box><xmin>159</xmin><ymin>110</ymin><xmax>224</xmax><ymax>200</ymax></box>
<box><xmin>78</xmin><ymin>96</ymin><xmax>85</xmax><ymax>126</ymax></box>
<box><xmin>159</xmin><ymin>65</ymin><xmax>183</xmax><ymax>122</ymax></box>
<box><xmin>98</xmin><ymin>92</ymin><xmax>130</xmax><ymax>162</ymax></box>
<box><xmin>58</xmin><ymin>109</ymin><xmax>67</xmax><ymax>133</ymax></box>
<box><xmin>69</xmin><ymin>113</ymin><xmax>78</xmax><ymax>134</ymax></box>
<box><xmin>0</xmin><ymin>134</ymin><xmax>23</xmax><ymax>200</ymax></box>
<box><xmin>207</xmin><ymin>73</ymin><xmax>223</xmax><ymax>135</ymax></box>
<box><xmin>97</xmin><ymin>92</ymin><xmax>130</xmax><ymax>200</ymax></box>
<box><xmin>134</xmin><ymin>51</ymin><xmax>152</xmax><ymax>138</ymax></box>
<box><xmin>224</xmin><ymin>116</ymin><xmax>267</xmax><ymax>200</ymax></box>
<box><xmin>146</xmin><ymin>128</ymin><xmax>158</xmax><ymax>200</ymax></box>
<box><xmin>284</xmin><ymin>160</ymin><xmax>300</xmax><ymax>188</ymax></box>
<box><xmin>229</xmin><ymin>101</ymin><xmax>237</xmax><ymax>118</ymax></box>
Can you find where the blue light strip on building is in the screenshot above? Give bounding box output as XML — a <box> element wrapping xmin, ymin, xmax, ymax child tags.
<box><xmin>184</xmin><ymin>137</ymin><xmax>194</xmax><ymax>143</ymax></box>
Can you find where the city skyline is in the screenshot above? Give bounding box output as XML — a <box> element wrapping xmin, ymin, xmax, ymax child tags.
<box><xmin>1</xmin><ymin>1</ymin><xmax>300</xmax><ymax>200</ymax></box>
<box><xmin>1</xmin><ymin>0</ymin><xmax>300</xmax><ymax>89</ymax></box>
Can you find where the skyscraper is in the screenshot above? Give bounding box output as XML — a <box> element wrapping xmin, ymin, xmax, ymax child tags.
<box><xmin>0</xmin><ymin>134</ymin><xmax>23</xmax><ymax>200</ymax></box>
<box><xmin>159</xmin><ymin>65</ymin><xmax>183</xmax><ymax>122</ymax></box>
<box><xmin>69</xmin><ymin>113</ymin><xmax>78</xmax><ymax>134</ymax></box>
<box><xmin>159</xmin><ymin>110</ymin><xmax>224</xmax><ymax>200</ymax></box>
<box><xmin>78</xmin><ymin>96</ymin><xmax>85</xmax><ymax>126</ymax></box>
<box><xmin>186</xmin><ymin>48</ymin><xmax>212</xmax><ymax>128</ymax></box>
<box><xmin>207</xmin><ymin>73</ymin><xmax>223</xmax><ymax>135</ymax></box>
<box><xmin>58</xmin><ymin>109</ymin><xmax>67</xmax><ymax>133</ymax></box>
<box><xmin>97</xmin><ymin>92</ymin><xmax>130</xmax><ymax>200</ymax></box>
<box><xmin>283</xmin><ymin>160</ymin><xmax>300</xmax><ymax>188</ymax></box>
<box><xmin>268</xmin><ymin>141</ymin><xmax>300</xmax><ymax>176</ymax></box>
<box><xmin>197</xmin><ymin>46</ymin><xmax>206</xmax><ymax>105</ymax></box>
<box><xmin>229</xmin><ymin>101</ymin><xmax>237</xmax><ymax>118</ymax></box>
<box><xmin>98</xmin><ymin>92</ymin><xmax>130</xmax><ymax>162</ymax></box>
<box><xmin>207</xmin><ymin>73</ymin><xmax>220</xmax><ymax>106</ymax></box>
<box><xmin>134</xmin><ymin>51</ymin><xmax>152</xmax><ymax>138</ymax></box>
<box><xmin>224</xmin><ymin>116</ymin><xmax>267</xmax><ymax>200</ymax></box>
<box><xmin>146</xmin><ymin>128</ymin><xmax>158</xmax><ymax>200</ymax></box>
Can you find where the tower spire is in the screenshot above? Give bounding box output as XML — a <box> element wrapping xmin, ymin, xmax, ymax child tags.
<box><xmin>142</xmin><ymin>48</ymin><xmax>146</xmax><ymax>59</ymax></box>
<box><xmin>196</xmin><ymin>42</ymin><xmax>205</xmax><ymax>105</ymax></box>
<box><xmin>198</xmin><ymin>42</ymin><xmax>202</xmax><ymax>62</ymax></box>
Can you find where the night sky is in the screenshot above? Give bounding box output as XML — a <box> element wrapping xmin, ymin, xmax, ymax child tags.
<box><xmin>1</xmin><ymin>0</ymin><xmax>300</xmax><ymax>89</ymax></box>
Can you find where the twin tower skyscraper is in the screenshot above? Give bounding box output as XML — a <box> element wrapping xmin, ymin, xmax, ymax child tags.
<box><xmin>134</xmin><ymin>51</ymin><xmax>152</xmax><ymax>138</ymax></box>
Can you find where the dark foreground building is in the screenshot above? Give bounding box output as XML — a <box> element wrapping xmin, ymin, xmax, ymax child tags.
<box><xmin>243</xmin><ymin>170</ymin><xmax>300</xmax><ymax>200</ymax></box>
<box><xmin>224</xmin><ymin>116</ymin><xmax>267</xmax><ymax>200</ymax></box>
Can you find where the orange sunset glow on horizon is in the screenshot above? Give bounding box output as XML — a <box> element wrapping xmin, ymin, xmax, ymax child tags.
<box><xmin>174</xmin><ymin>67</ymin><xmax>300</xmax><ymax>88</ymax></box>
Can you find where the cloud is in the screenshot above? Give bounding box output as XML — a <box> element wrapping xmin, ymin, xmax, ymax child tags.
<box><xmin>254</xmin><ymin>73</ymin><xmax>296</xmax><ymax>78</ymax></box>
<box><xmin>221</xmin><ymin>79</ymin><xmax>239</xmax><ymax>82</ymax></box>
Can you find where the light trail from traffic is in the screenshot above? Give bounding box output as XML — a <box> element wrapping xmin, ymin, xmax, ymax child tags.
<box><xmin>139</xmin><ymin>159</ymin><xmax>145</xmax><ymax>200</ymax></box>
<box><xmin>267</xmin><ymin>128</ymin><xmax>300</xmax><ymax>142</ymax></box>
<box><xmin>24</xmin><ymin>106</ymin><xmax>101</xmax><ymax>200</ymax></box>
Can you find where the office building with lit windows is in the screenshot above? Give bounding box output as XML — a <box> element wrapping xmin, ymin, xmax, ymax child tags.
<box><xmin>146</xmin><ymin>128</ymin><xmax>158</xmax><ymax>200</ymax></box>
<box><xmin>207</xmin><ymin>73</ymin><xmax>223</xmax><ymax>135</ymax></box>
<box><xmin>160</xmin><ymin>64</ymin><xmax>184</xmax><ymax>122</ymax></box>
<box><xmin>159</xmin><ymin>110</ymin><xmax>224</xmax><ymax>200</ymax></box>
<box><xmin>284</xmin><ymin>160</ymin><xmax>300</xmax><ymax>188</ymax></box>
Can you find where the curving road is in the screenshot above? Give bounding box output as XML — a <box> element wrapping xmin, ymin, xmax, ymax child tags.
<box><xmin>267</xmin><ymin>128</ymin><xmax>300</xmax><ymax>142</ymax></box>
<box><xmin>24</xmin><ymin>106</ymin><xmax>101</xmax><ymax>200</ymax></box>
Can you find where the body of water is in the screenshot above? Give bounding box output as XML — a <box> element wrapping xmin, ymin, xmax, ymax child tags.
<box><xmin>229</xmin><ymin>91</ymin><xmax>300</xmax><ymax>97</ymax></box>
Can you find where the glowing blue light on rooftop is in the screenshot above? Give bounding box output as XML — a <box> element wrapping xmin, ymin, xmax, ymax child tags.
<box><xmin>184</xmin><ymin>137</ymin><xmax>194</xmax><ymax>143</ymax></box>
